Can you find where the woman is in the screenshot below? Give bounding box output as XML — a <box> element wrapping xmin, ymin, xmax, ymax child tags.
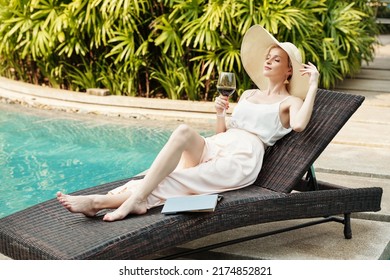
<box><xmin>57</xmin><ymin>25</ymin><xmax>319</xmax><ymax>222</ymax></box>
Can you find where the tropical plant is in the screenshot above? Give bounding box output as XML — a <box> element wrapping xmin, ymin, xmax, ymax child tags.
<box><xmin>0</xmin><ymin>0</ymin><xmax>380</xmax><ymax>100</ymax></box>
<box><xmin>318</xmin><ymin>0</ymin><xmax>378</xmax><ymax>86</ymax></box>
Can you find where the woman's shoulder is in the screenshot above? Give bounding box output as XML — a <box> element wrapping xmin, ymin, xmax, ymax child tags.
<box><xmin>240</xmin><ymin>89</ymin><xmax>259</xmax><ymax>100</ymax></box>
<box><xmin>287</xmin><ymin>95</ymin><xmax>303</xmax><ymax>104</ymax></box>
<box><xmin>282</xmin><ymin>95</ymin><xmax>303</xmax><ymax>110</ymax></box>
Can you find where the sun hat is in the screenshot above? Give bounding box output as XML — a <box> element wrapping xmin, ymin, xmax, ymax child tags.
<box><xmin>241</xmin><ymin>25</ymin><xmax>310</xmax><ymax>99</ymax></box>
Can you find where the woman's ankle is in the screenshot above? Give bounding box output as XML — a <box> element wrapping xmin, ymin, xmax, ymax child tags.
<box><xmin>89</xmin><ymin>195</ymin><xmax>106</xmax><ymax>211</ymax></box>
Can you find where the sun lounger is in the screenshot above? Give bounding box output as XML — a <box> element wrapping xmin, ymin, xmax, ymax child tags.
<box><xmin>0</xmin><ymin>89</ymin><xmax>382</xmax><ymax>260</ymax></box>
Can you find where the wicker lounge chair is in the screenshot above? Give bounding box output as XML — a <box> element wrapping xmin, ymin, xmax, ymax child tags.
<box><xmin>0</xmin><ymin>89</ymin><xmax>383</xmax><ymax>260</ymax></box>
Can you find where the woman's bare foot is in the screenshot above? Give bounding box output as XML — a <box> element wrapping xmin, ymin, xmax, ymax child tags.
<box><xmin>103</xmin><ymin>195</ymin><xmax>147</xmax><ymax>222</ymax></box>
<box><xmin>56</xmin><ymin>192</ymin><xmax>100</xmax><ymax>217</ymax></box>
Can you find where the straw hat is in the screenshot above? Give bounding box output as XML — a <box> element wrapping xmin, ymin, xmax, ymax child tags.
<box><xmin>241</xmin><ymin>25</ymin><xmax>309</xmax><ymax>99</ymax></box>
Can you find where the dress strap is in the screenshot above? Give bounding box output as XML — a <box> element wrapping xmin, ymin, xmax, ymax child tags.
<box><xmin>247</xmin><ymin>89</ymin><xmax>258</xmax><ymax>98</ymax></box>
<box><xmin>238</xmin><ymin>89</ymin><xmax>258</xmax><ymax>103</ymax></box>
<box><xmin>279</xmin><ymin>95</ymin><xmax>292</xmax><ymax>103</ymax></box>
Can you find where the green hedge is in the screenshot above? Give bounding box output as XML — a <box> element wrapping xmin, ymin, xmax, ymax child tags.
<box><xmin>0</xmin><ymin>0</ymin><xmax>379</xmax><ymax>100</ymax></box>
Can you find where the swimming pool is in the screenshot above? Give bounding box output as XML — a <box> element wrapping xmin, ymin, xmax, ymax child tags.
<box><xmin>0</xmin><ymin>103</ymin><xmax>213</xmax><ymax>218</ymax></box>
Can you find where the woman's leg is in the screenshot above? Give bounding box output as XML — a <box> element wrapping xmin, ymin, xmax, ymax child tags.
<box><xmin>103</xmin><ymin>124</ymin><xmax>206</xmax><ymax>221</ymax></box>
<box><xmin>57</xmin><ymin>177</ymin><xmax>142</xmax><ymax>216</ymax></box>
<box><xmin>56</xmin><ymin>190</ymin><xmax>132</xmax><ymax>217</ymax></box>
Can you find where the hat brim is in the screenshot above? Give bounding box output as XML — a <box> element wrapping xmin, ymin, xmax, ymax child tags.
<box><xmin>241</xmin><ymin>25</ymin><xmax>309</xmax><ymax>99</ymax></box>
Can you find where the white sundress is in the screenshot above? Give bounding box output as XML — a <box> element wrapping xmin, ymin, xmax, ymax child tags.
<box><xmin>109</xmin><ymin>89</ymin><xmax>293</xmax><ymax>208</ymax></box>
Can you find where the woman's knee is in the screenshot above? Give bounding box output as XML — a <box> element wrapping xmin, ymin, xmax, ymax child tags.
<box><xmin>170</xmin><ymin>124</ymin><xmax>194</xmax><ymax>147</ymax></box>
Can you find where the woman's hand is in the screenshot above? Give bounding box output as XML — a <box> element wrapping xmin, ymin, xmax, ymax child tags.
<box><xmin>300</xmin><ymin>62</ymin><xmax>319</xmax><ymax>86</ymax></box>
<box><xmin>290</xmin><ymin>62</ymin><xmax>319</xmax><ymax>132</ymax></box>
<box><xmin>214</xmin><ymin>95</ymin><xmax>229</xmax><ymax>116</ymax></box>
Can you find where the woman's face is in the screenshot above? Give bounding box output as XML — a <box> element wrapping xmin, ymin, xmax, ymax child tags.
<box><xmin>263</xmin><ymin>46</ymin><xmax>292</xmax><ymax>80</ymax></box>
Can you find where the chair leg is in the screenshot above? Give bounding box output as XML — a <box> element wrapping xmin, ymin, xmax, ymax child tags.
<box><xmin>344</xmin><ymin>213</ymin><xmax>352</xmax><ymax>239</ymax></box>
<box><xmin>305</xmin><ymin>165</ymin><xmax>319</xmax><ymax>191</ymax></box>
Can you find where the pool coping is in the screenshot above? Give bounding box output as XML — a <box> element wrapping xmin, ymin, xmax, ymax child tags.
<box><xmin>0</xmin><ymin>76</ymin><xmax>234</xmax><ymax>124</ymax></box>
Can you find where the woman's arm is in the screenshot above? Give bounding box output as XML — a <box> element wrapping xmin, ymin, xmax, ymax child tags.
<box><xmin>289</xmin><ymin>62</ymin><xmax>319</xmax><ymax>132</ymax></box>
<box><xmin>214</xmin><ymin>90</ymin><xmax>253</xmax><ymax>134</ymax></box>
<box><xmin>214</xmin><ymin>95</ymin><xmax>229</xmax><ymax>134</ymax></box>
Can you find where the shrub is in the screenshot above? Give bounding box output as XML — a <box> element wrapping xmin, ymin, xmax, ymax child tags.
<box><xmin>0</xmin><ymin>0</ymin><xmax>379</xmax><ymax>100</ymax></box>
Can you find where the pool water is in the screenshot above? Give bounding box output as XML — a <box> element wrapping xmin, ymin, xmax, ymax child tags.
<box><xmin>0</xmin><ymin>103</ymin><xmax>213</xmax><ymax>218</ymax></box>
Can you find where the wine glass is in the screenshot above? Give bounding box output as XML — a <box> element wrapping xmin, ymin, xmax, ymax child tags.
<box><xmin>216</xmin><ymin>72</ymin><xmax>236</xmax><ymax>116</ymax></box>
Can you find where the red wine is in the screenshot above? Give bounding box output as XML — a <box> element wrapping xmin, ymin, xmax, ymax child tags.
<box><xmin>217</xmin><ymin>86</ymin><xmax>235</xmax><ymax>96</ymax></box>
